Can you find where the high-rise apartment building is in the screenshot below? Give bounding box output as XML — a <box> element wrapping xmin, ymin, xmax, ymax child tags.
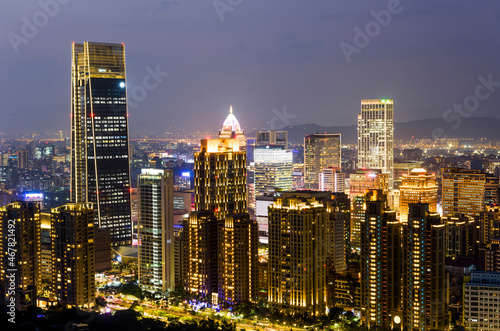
<box><xmin>138</xmin><ymin>169</ymin><xmax>174</xmax><ymax>293</ymax></box>
<box><xmin>463</xmin><ymin>271</ymin><xmax>500</xmax><ymax>331</ymax></box>
<box><xmin>443</xmin><ymin>215</ymin><xmax>476</xmax><ymax>258</ymax></box>
<box><xmin>194</xmin><ymin>138</ymin><xmax>246</xmax><ymax>220</ymax></box>
<box><xmin>399</xmin><ymin>168</ymin><xmax>437</xmax><ymax>223</ymax></box>
<box><xmin>304</xmin><ymin>133</ymin><xmax>341</xmax><ymax>190</ymax></box>
<box><xmin>402</xmin><ymin>204</ymin><xmax>447</xmax><ymax>331</ymax></box>
<box><xmin>71</xmin><ymin>41</ymin><xmax>132</xmax><ymax>246</ymax></box>
<box><xmin>268</xmin><ymin>194</ymin><xmax>328</xmax><ymax>315</ymax></box>
<box><xmin>218</xmin><ymin>213</ymin><xmax>258</xmax><ymax>306</ymax></box>
<box><xmin>480</xmin><ymin>238</ymin><xmax>500</xmax><ymax>272</ymax></box>
<box><xmin>441</xmin><ymin>168</ymin><xmax>485</xmax><ymax>217</ymax></box>
<box><xmin>254</xmin><ymin>146</ymin><xmax>293</xmax><ymax>198</ymax></box>
<box><xmin>184</xmin><ymin>211</ymin><xmax>218</xmax><ymax>299</ymax></box>
<box><xmin>358</xmin><ymin>99</ymin><xmax>394</xmax><ymax>189</ymax></box>
<box><xmin>349</xmin><ymin>170</ymin><xmax>389</xmax><ymax>248</ymax></box>
<box><xmin>360</xmin><ymin>190</ymin><xmax>401</xmax><ymax>329</ymax></box>
<box><xmin>51</xmin><ymin>203</ymin><xmax>95</xmax><ymax>308</ymax></box>
<box><xmin>0</xmin><ymin>202</ymin><xmax>41</xmax><ymax>309</ymax></box>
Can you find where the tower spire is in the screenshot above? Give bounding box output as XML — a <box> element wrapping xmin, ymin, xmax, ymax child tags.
<box><xmin>230</xmin><ymin>105</ymin><xmax>233</xmax><ymax>114</ymax></box>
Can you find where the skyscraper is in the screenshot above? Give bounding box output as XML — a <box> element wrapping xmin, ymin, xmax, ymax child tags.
<box><xmin>254</xmin><ymin>146</ymin><xmax>293</xmax><ymax>198</ymax></box>
<box><xmin>441</xmin><ymin>168</ymin><xmax>485</xmax><ymax>217</ymax></box>
<box><xmin>360</xmin><ymin>190</ymin><xmax>401</xmax><ymax>328</ymax></box>
<box><xmin>304</xmin><ymin>133</ymin><xmax>341</xmax><ymax>190</ymax></box>
<box><xmin>358</xmin><ymin>99</ymin><xmax>394</xmax><ymax>189</ymax></box>
<box><xmin>51</xmin><ymin>203</ymin><xmax>95</xmax><ymax>308</ymax></box>
<box><xmin>71</xmin><ymin>41</ymin><xmax>132</xmax><ymax>246</ymax></box>
<box><xmin>138</xmin><ymin>169</ymin><xmax>174</xmax><ymax>293</ymax></box>
<box><xmin>402</xmin><ymin>204</ymin><xmax>447</xmax><ymax>330</ymax></box>
<box><xmin>268</xmin><ymin>193</ymin><xmax>328</xmax><ymax>315</ymax></box>
<box><xmin>399</xmin><ymin>168</ymin><xmax>437</xmax><ymax>223</ymax></box>
<box><xmin>194</xmin><ymin>138</ymin><xmax>246</xmax><ymax>219</ymax></box>
<box><xmin>0</xmin><ymin>202</ymin><xmax>41</xmax><ymax>309</ymax></box>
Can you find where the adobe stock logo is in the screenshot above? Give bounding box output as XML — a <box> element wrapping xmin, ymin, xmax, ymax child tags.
<box><xmin>128</xmin><ymin>65</ymin><xmax>169</xmax><ymax>110</ymax></box>
<box><xmin>213</xmin><ymin>0</ymin><xmax>243</xmax><ymax>22</ymax></box>
<box><xmin>339</xmin><ymin>0</ymin><xmax>404</xmax><ymax>64</ymax></box>
<box><xmin>7</xmin><ymin>0</ymin><xmax>72</xmax><ymax>54</ymax></box>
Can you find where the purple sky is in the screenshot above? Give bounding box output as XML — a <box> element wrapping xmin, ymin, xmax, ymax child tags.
<box><xmin>1</xmin><ymin>0</ymin><xmax>500</xmax><ymax>135</ymax></box>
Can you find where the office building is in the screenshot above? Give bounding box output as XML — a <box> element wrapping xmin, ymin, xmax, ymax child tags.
<box><xmin>479</xmin><ymin>207</ymin><xmax>500</xmax><ymax>246</ymax></box>
<box><xmin>399</xmin><ymin>168</ymin><xmax>437</xmax><ymax>223</ymax></box>
<box><xmin>194</xmin><ymin>138</ymin><xmax>246</xmax><ymax>220</ymax></box>
<box><xmin>17</xmin><ymin>150</ymin><xmax>28</xmax><ymax>169</ymax></box>
<box><xmin>360</xmin><ymin>190</ymin><xmax>401</xmax><ymax>328</ymax></box>
<box><xmin>304</xmin><ymin>133</ymin><xmax>341</xmax><ymax>190</ymax></box>
<box><xmin>71</xmin><ymin>41</ymin><xmax>132</xmax><ymax>246</ymax></box>
<box><xmin>463</xmin><ymin>271</ymin><xmax>500</xmax><ymax>330</ymax></box>
<box><xmin>319</xmin><ymin>167</ymin><xmax>345</xmax><ymax>193</ymax></box>
<box><xmin>485</xmin><ymin>175</ymin><xmax>500</xmax><ymax>206</ymax></box>
<box><xmin>256</xmin><ymin>130</ymin><xmax>288</xmax><ymax>148</ymax></box>
<box><xmin>441</xmin><ymin>168</ymin><xmax>485</xmax><ymax>217</ymax></box>
<box><xmin>0</xmin><ymin>202</ymin><xmax>41</xmax><ymax>309</ymax></box>
<box><xmin>268</xmin><ymin>194</ymin><xmax>328</xmax><ymax>315</ymax></box>
<box><xmin>51</xmin><ymin>203</ymin><xmax>95</xmax><ymax>308</ymax></box>
<box><xmin>138</xmin><ymin>169</ymin><xmax>174</xmax><ymax>293</ymax></box>
<box><xmin>254</xmin><ymin>146</ymin><xmax>293</xmax><ymax>198</ymax></box>
<box><xmin>218</xmin><ymin>213</ymin><xmax>258</xmax><ymax>306</ymax></box>
<box><xmin>443</xmin><ymin>215</ymin><xmax>476</xmax><ymax>258</ymax></box>
<box><xmin>480</xmin><ymin>238</ymin><xmax>500</xmax><ymax>272</ymax></box>
<box><xmin>358</xmin><ymin>99</ymin><xmax>394</xmax><ymax>189</ymax></box>
<box><xmin>402</xmin><ymin>204</ymin><xmax>447</xmax><ymax>331</ymax></box>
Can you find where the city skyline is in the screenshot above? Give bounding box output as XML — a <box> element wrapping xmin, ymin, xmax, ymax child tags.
<box><xmin>2</xmin><ymin>2</ymin><xmax>500</xmax><ymax>135</ymax></box>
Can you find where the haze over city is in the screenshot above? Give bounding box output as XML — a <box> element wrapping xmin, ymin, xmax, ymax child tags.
<box><xmin>2</xmin><ymin>1</ymin><xmax>500</xmax><ymax>135</ymax></box>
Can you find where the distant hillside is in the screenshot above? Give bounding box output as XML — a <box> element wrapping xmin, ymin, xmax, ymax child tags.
<box><xmin>253</xmin><ymin>117</ymin><xmax>500</xmax><ymax>144</ymax></box>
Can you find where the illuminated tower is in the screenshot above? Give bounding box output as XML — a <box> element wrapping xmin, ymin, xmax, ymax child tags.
<box><xmin>138</xmin><ymin>169</ymin><xmax>174</xmax><ymax>293</ymax></box>
<box><xmin>304</xmin><ymin>133</ymin><xmax>341</xmax><ymax>190</ymax></box>
<box><xmin>441</xmin><ymin>168</ymin><xmax>485</xmax><ymax>217</ymax></box>
<box><xmin>0</xmin><ymin>202</ymin><xmax>41</xmax><ymax>309</ymax></box>
<box><xmin>218</xmin><ymin>105</ymin><xmax>246</xmax><ymax>149</ymax></box>
<box><xmin>268</xmin><ymin>193</ymin><xmax>328</xmax><ymax>315</ymax></box>
<box><xmin>194</xmin><ymin>138</ymin><xmax>246</xmax><ymax>219</ymax></box>
<box><xmin>358</xmin><ymin>99</ymin><xmax>394</xmax><ymax>189</ymax></box>
<box><xmin>360</xmin><ymin>190</ymin><xmax>401</xmax><ymax>328</ymax></box>
<box><xmin>51</xmin><ymin>203</ymin><xmax>95</xmax><ymax>308</ymax></box>
<box><xmin>402</xmin><ymin>204</ymin><xmax>447</xmax><ymax>330</ymax></box>
<box><xmin>399</xmin><ymin>168</ymin><xmax>437</xmax><ymax>223</ymax></box>
<box><xmin>71</xmin><ymin>41</ymin><xmax>132</xmax><ymax>246</ymax></box>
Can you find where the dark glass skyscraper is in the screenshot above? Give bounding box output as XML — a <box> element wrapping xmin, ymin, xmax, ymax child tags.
<box><xmin>71</xmin><ymin>42</ymin><xmax>132</xmax><ymax>246</ymax></box>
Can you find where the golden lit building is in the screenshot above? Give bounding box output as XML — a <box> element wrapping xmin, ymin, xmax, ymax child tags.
<box><xmin>360</xmin><ymin>190</ymin><xmax>401</xmax><ymax>329</ymax></box>
<box><xmin>399</xmin><ymin>168</ymin><xmax>437</xmax><ymax>223</ymax></box>
<box><xmin>71</xmin><ymin>41</ymin><xmax>132</xmax><ymax>246</ymax></box>
<box><xmin>304</xmin><ymin>133</ymin><xmax>341</xmax><ymax>190</ymax></box>
<box><xmin>51</xmin><ymin>203</ymin><xmax>95</xmax><ymax>308</ymax></box>
<box><xmin>218</xmin><ymin>106</ymin><xmax>246</xmax><ymax>149</ymax></box>
<box><xmin>184</xmin><ymin>211</ymin><xmax>218</xmax><ymax>299</ymax></box>
<box><xmin>402</xmin><ymin>204</ymin><xmax>447</xmax><ymax>331</ymax></box>
<box><xmin>218</xmin><ymin>213</ymin><xmax>258</xmax><ymax>306</ymax></box>
<box><xmin>349</xmin><ymin>170</ymin><xmax>388</xmax><ymax>248</ymax></box>
<box><xmin>194</xmin><ymin>138</ymin><xmax>246</xmax><ymax>220</ymax></box>
<box><xmin>358</xmin><ymin>99</ymin><xmax>394</xmax><ymax>189</ymax></box>
<box><xmin>138</xmin><ymin>169</ymin><xmax>175</xmax><ymax>293</ymax></box>
<box><xmin>441</xmin><ymin>168</ymin><xmax>485</xmax><ymax>217</ymax></box>
<box><xmin>268</xmin><ymin>194</ymin><xmax>328</xmax><ymax>315</ymax></box>
<box><xmin>0</xmin><ymin>202</ymin><xmax>41</xmax><ymax>309</ymax></box>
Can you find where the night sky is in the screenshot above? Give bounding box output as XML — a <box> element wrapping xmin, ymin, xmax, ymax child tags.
<box><xmin>1</xmin><ymin>1</ymin><xmax>500</xmax><ymax>135</ymax></box>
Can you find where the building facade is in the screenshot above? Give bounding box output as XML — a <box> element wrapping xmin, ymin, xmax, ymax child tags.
<box><xmin>399</xmin><ymin>168</ymin><xmax>437</xmax><ymax>223</ymax></box>
<box><xmin>463</xmin><ymin>271</ymin><xmax>500</xmax><ymax>330</ymax></box>
<box><xmin>51</xmin><ymin>203</ymin><xmax>95</xmax><ymax>308</ymax></box>
<box><xmin>357</xmin><ymin>99</ymin><xmax>394</xmax><ymax>189</ymax></box>
<box><xmin>138</xmin><ymin>169</ymin><xmax>175</xmax><ymax>293</ymax></box>
<box><xmin>304</xmin><ymin>133</ymin><xmax>341</xmax><ymax>190</ymax></box>
<box><xmin>254</xmin><ymin>146</ymin><xmax>293</xmax><ymax>198</ymax></box>
<box><xmin>441</xmin><ymin>168</ymin><xmax>485</xmax><ymax>217</ymax></box>
<box><xmin>71</xmin><ymin>41</ymin><xmax>132</xmax><ymax>246</ymax></box>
